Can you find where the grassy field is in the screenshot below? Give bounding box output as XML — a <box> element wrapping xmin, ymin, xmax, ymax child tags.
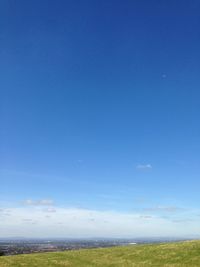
<box><xmin>1</xmin><ymin>240</ymin><xmax>200</xmax><ymax>267</ymax></box>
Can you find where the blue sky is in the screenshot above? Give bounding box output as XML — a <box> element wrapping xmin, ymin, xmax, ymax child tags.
<box><xmin>1</xmin><ymin>0</ymin><xmax>200</xmax><ymax>237</ymax></box>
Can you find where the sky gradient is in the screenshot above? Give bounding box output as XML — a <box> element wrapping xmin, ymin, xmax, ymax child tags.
<box><xmin>1</xmin><ymin>0</ymin><xmax>200</xmax><ymax>237</ymax></box>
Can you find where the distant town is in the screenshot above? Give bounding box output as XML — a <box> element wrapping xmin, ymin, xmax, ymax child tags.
<box><xmin>0</xmin><ymin>237</ymin><xmax>188</xmax><ymax>256</ymax></box>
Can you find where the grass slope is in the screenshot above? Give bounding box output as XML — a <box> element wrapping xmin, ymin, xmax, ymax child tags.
<box><xmin>1</xmin><ymin>240</ymin><xmax>200</xmax><ymax>267</ymax></box>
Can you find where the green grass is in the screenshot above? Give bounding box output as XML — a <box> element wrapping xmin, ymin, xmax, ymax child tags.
<box><xmin>1</xmin><ymin>240</ymin><xmax>200</xmax><ymax>267</ymax></box>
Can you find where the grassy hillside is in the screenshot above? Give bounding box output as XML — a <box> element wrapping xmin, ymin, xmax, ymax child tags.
<box><xmin>1</xmin><ymin>240</ymin><xmax>200</xmax><ymax>267</ymax></box>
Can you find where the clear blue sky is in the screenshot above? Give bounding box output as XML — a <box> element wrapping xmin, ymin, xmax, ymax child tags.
<box><xmin>1</xmin><ymin>0</ymin><xmax>200</xmax><ymax>237</ymax></box>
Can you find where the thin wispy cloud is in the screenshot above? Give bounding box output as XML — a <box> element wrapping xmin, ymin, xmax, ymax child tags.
<box><xmin>172</xmin><ymin>219</ymin><xmax>194</xmax><ymax>223</ymax></box>
<box><xmin>23</xmin><ymin>199</ymin><xmax>54</xmax><ymax>206</ymax></box>
<box><xmin>0</xmin><ymin>209</ymin><xmax>11</xmax><ymax>217</ymax></box>
<box><xmin>136</xmin><ymin>164</ymin><xmax>152</xmax><ymax>170</ymax></box>
<box><xmin>144</xmin><ymin>206</ymin><xmax>184</xmax><ymax>213</ymax></box>
<box><xmin>139</xmin><ymin>215</ymin><xmax>153</xmax><ymax>219</ymax></box>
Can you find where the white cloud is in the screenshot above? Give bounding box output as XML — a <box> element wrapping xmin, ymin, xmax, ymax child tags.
<box><xmin>23</xmin><ymin>199</ymin><xmax>54</xmax><ymax>206</ymax></box>
<box><xmin>136</xmin><ymin>164</ymin><xmax>152</xmax><ymax>170</ymax></box>
<box><xmin>44</xmin><ymin>207</ymin><xmax>57</xmax><ymax>213</ymax></box>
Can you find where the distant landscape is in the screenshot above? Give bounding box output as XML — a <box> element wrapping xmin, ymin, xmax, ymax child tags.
<box><xmin>0</xmin><ymin>237</ymin><xmax>185</xmax><ymax>256</ymax></box>
<box><xmin>1</xmin><ymin>240</ymin><xmax>200</xmax><ymax>267</ymax></box>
